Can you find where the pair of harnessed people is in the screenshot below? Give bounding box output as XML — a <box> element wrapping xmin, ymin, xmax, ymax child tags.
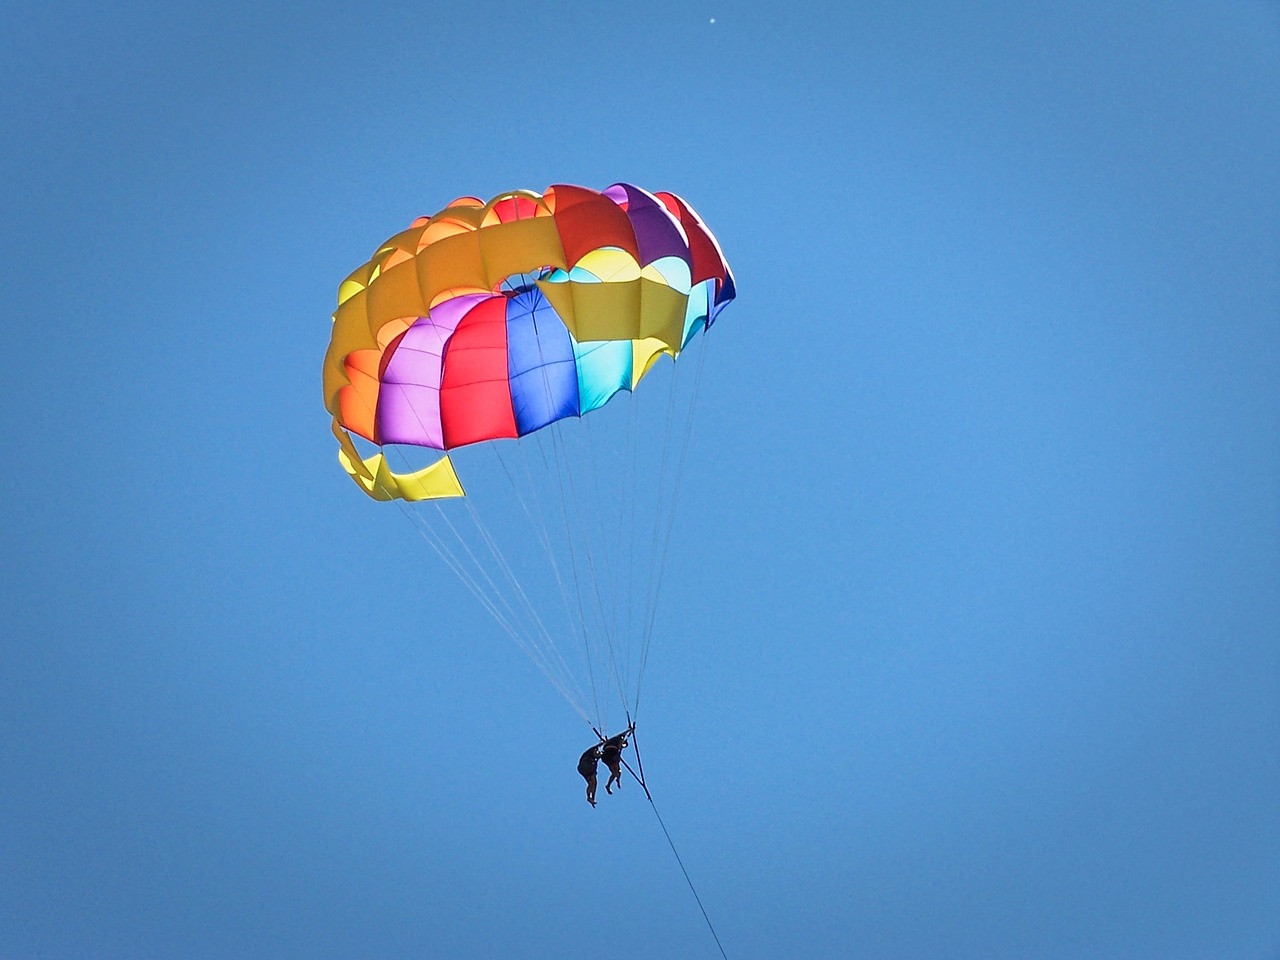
<box><xmin>576</xmin><ymin>725</ymin><xmax>634</xmax><ymax>807</ymax></box>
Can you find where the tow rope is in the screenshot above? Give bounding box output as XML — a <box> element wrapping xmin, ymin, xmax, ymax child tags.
<box><xmin>615</xmin><ymin>727</ymin><xmax>730</xmax><ymax>960</ymax></box>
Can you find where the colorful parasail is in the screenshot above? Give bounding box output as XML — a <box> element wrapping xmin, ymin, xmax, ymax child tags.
<box><xmin>322</xmin><ymin>182</ymin><xmax>735</xmax><ymax>501</ymax></box>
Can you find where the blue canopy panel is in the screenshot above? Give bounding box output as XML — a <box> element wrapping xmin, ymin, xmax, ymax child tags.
<box><xmin>506</xmin><ymin>289</ymin><xmax>581</xmax><ymax>435</ymax></box>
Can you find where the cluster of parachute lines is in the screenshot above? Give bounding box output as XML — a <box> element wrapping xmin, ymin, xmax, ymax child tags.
<box><xmin>321</xmin><ymin>182</ymin><xmax>735</xmax><ymax>739</ymax></box>
<box><xmin>396</xmin><ymin>351</ymin><xmax>711</xmax><ymax>736</ymax></box>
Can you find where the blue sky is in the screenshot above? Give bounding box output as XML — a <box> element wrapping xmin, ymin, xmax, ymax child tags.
<box><xmin>3</xmin><ymin>2</ymin><xmax>1279</xmax><ymax>958</ymax></box>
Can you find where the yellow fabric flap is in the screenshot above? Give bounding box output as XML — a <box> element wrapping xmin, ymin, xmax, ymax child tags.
<box><xmin>332</xmin><ymin>421</ymin><xmax>465</xmax><ymax>501</ymax></box>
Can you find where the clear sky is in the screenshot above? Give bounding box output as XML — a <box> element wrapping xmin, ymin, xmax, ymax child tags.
<box><xmin>3</xmin><ymin>2</ymin><xmax>1278</xmax><ymax>958</ymax></box>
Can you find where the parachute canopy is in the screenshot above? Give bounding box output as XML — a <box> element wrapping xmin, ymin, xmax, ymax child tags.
<box><xmin>323</xmin><ymin>183</ymin><xmax>735</xmax><ymax>501</ymax></box>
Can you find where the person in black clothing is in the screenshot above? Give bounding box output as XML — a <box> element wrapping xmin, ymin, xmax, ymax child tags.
<box><xmin>577</xmin><ymin>744</ymin><xmax>602</xmax><ymax>807</ymax></box>
<box><xmin>600</xmin><ymin>726</ymin><xmax>633</xmax><ymax>795</ymax></box>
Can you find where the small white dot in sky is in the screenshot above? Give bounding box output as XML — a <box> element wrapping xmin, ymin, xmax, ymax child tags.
<box><xmin>710</xmin><ymin>17</ymin><xmax>716</xmax><ymax>24</ymax></box>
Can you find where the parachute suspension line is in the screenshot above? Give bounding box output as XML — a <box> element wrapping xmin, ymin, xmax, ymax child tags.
<box><xmin>580</xmin><ymin>413</ymin><xmax>621</xmax><ymax>681</ymax></box>
<box><xmin>626</xmin><ymin>406</ymin><xmax>641</xmax><ymax>702</ymax></box>
<box><xmin>639</xmin><ymin>340</ymin><xmax>711</xmax><ymax>707</ymax></box>
<box><xmin>629</xmin><ymin>358</ymin><xmax>680</xmax><ymax>716</ymax></box>
<box><xmin>459</xmin><ymin>493</ymin><xmax>590</xmax><ymax>715</ymax></box>
<box><xmin>488</xmin><ymin>442</ymin><xmax>588</xmax><ymax>691</ymax></box>
<box><xmin>426</xmin><ymin>500</ymin><xmax>552</xmax><ymax>677</ymax></box>
<box><xmin>530</xmin><ymin>429</ymin><xmax>601</xmax><ymax>733</ymax></box>
<box><xmin>618</xmin><ymin>729</ymin><xmax>729</xmax><ymax>960</ymax></box>
<box><xmin>631</xmin><ymin>353</ymin><xmax>685</xmax><ymax>719</ymax></box>
<box><xmin>634</xmin><ymin>339</ymin><xmax>713</xmax><ymax>719</ymax></box>
<box><xmin>547</xmin><ymin>420</ymin><xmax>630</xmax><ymax>728</ymax></box>
<box><xmin>579</xmin><ymin>412</ymin><xmax>633</xmax><ymax>720</ymax></box>
<box><xmin>622</xmin><ymin>386</ymin><xmax>643</xmax><ymax>700</ymax></box>
<box><xmin>536</xmin><ymin>427</ymin><xmax>606</xmax><ymax>732</ymax></box>
<box><xmin>491</xmin><ymin>442</ymin><xmax>587</xmax><ymax>703</ymax></box>
<box><xmin>431</xmin><ymin>500</ymin><xmax>591</xmax><ymax>724</ymax></box>
<box><xmin>457</xmin><ymin>497</ymin><xmax>541</xmax><ymax>638</ymax></box>
<box><xmin>622</xmin><ymin>381</ymin><xmax>655</xmax><ymax>707</ymax></box>
<box><xmin>371</xmin><ymin>393</ymin><xmax>590</xmax><ymax>720</ymax></box>
<box><xmin>384</xmin><ymin>463</ymin><xmax>527</xmax><ymax>650</ymax></box>
<box><xmin>449</xmin><ymin>501</ymin><xmax>584</xmax><ymax>720</ymax></box>
<box><xmin>519</xmin><ymin>322</ymin><xmax>613</xmax><ymax>732</ymax></box>
<box><xmin>397</xmin><ymin>502</ymin><xmax>522</xmax><ymax>642</ymax></box>
<box><xmin>394</xmin><ymin>500</ymin><xmax>592</xmax><ymax>725</ymax></box>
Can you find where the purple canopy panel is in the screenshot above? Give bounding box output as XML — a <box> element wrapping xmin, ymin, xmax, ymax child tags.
<box><xmin>377</xmin><ymin>293</ymin><xmax>495</xmax><ymax>448</ymax></box>
<box><xmin>607</xmin><ymin>183</ymin><xmax>691</xmax><ymax>267</ymax></box>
